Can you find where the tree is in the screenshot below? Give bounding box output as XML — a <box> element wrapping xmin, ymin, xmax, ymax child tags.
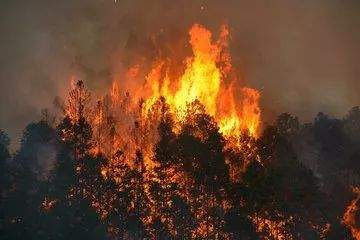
<box><xmin>66</xmin><ymin>80</ymin><xmax>91</xmax><ymax>122</ymax></box>
<box><xmin>0</xmin><ymin>130</ymin><xmax>10</xmax><ymax>193</ymax></box>
<box><xmin>242</xmin><ymin>123</ymin><xmax>332</xmax><ymax>239</ymax></box>
<box><xmin>17</xmin><ymin>120</ymin><xmax>57</xmax><ymax>179</ymax></box>
<box><xmin>343</xmin><ymin>106</ymin><xmax>360</xmax><ymax>144</ymax></box>
<box><xmin>276</xmin><ymin>113</ymin><xmax>300</xmax><ymax>140</ymax></box>
<box><xmin>224</xmin><ymin>206</ymin><xmax>259</xmax><ymax>240</ymax></box>
<box><xmin>0</xmin><ymin>130</ymin><xmax>10</xmax><ymax>237</ymax></box>
<box><xmin>0</xmin><ymin>120</ymin><xmax>60</xmax><ymax>239</ymax></box>
<box><xmin>37</xmin><ymin>84</ymin><xmax>108</xmax><ymax>239</ymax></box>
<box><xmin>152</xmin><ymin>117</ymin><xmax>197</xmax><ymax>238</ymax></box>
<box><xmin>177</xmin><ymin>100</ymin><xmax>230</xmax><ymax>194</ymax></box>
<box><xmin>62</xmin><ymin>80</ymin><xmax>92</xmax><ymax>159</ymax></box>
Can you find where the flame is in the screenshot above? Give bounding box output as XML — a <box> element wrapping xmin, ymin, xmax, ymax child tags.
<box><xmin>57</xmin><ymin>24</ymin><xmax>338</xmax><ymax>240</ymax></box>
<box><xmin>250</xmin><ymin>214</ymin><xmax>294</xmax><ymax>240</ymax></box>
<box><xmin>57</xmin><ymin>23</ymin><xmax>342</xmax><ymax>240</ymax></box>
<box><xmin>140</xmin><ymin>23</ymin><xmax>261</xmax><ymax>138</ymax></box>
<box><xmin>63</xmin><ymin>23</ymin><xmax>261</xmax><ymax>171</ymax></box>
<box><xmin>66</xmin><ymin>23</ymin><xmax>260</xmax><ymax>144</ymax></box>
<box><xmin>343</xmin><ymin>187</ymin><xmax>360</xmax><ymax>239</ymax></box>
<box><xmin>110</xmin><ymin>80</ymin><xmax>120</xmax><ymax>105</ymax></box>
<box><xmin>65</xmin><ymin>78</ymin><xmax>91</xmax><ymax>122</ymax></box>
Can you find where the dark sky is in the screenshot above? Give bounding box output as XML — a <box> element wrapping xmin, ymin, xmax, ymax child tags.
<box><xmin>1</xmin><ymin>0</ymin><xmax>360</xmax><ymax>147</ymax></box>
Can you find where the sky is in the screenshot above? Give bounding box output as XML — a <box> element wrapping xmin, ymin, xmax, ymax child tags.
<box><xmin>1</xmin><ymin>0</ymin><xmax>360</xmax><ymax>147</ymax></box>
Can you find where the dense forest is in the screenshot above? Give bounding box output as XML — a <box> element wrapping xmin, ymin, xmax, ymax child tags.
<box><xmin>0</xmin><ymin>81</ymin><xmax>360</xmax><ymax>240</ymax></box>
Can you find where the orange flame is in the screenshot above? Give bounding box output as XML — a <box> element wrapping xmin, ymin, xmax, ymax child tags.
<box><xmin>140</xmin><ymin>23</ymin><xmax>261</xmax><ymax>138</ymax></box>
<box><xmin>64</xmin><ymin>23</ymin><xmax>261</xmax><ymax>166</ymax></box>
<box><xmin>343</xmin><ymin>187</ymin><xmax>360</xmax><ymax>239</ymax></box>
<box><xmin>62</xmin><ymin>23</ymin><xmax>264</xmax><ymax>238</ymax></box>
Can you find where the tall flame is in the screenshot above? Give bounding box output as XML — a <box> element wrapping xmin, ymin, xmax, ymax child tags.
<box><xmin>140</xmin><ymin>23</ymin><xmax>261</xmax><ymax>138</ymax></box>
<box><xmin>65</xmin><ymin>23</ymin><xmax>261</xmax><ymax>165</ymax></box>
<box><xmin>61</xmin><ymin>24</ymin><xmax>267</xmax><ymax>239</ymax></box>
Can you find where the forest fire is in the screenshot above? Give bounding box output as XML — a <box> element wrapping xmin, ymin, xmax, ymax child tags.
<box><xmin>2</xmin><ymin>20</ymin><xmax>360</xmax><ymax>240</ymax></box>
<box><xmin>138</xmin><ymin>24</ymin><xmax>261</xmax><ymax>138</ymax></box>
<box><xmin>60</xmin><ymin>23</ymin><xmax>268</xmax><ymax>238</ymax></box>
<box><xmin>49</xmin><ymin>23</ymin><xmax>357</xmax><ymax>239</ymax></box>
<box><xmin>66</xmin><ymin>23</ymin><xmax>261</xmax><ymax>167</ymax></box>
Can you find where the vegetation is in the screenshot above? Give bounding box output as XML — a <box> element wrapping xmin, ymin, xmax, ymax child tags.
<box><xmin>1</xmin><ymin>83</ymin><xmax>359</xmax><ymax>239</ymax></box>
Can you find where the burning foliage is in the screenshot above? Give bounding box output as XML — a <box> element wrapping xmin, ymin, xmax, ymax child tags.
<box><xmin>64</xmin><ymin>23</ymin><xmax>260</xmax><ymax>175</ymax></box>
<box><xmin>343</xmin><ymin>188</ymin><xmax>360</xmax><ymax>240</ymax></box>
<box><xmin>1</xmin><ymin>24</ymin><xmax>360</xmax><ymax>240</ymax></box>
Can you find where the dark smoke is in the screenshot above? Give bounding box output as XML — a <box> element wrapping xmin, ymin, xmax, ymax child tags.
<box><xmin>1</xmin><ymin>0</ymin><xmax>360</xmax><ymax>148</ymax></box>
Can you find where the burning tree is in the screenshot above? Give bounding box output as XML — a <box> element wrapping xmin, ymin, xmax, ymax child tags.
<box><xmin>1</xmin><ymin>23</ymin><xmax>359</xmax><ymax>240</ymax></box>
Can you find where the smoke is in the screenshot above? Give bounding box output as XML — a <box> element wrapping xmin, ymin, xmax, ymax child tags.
<box><xmin>1</xmin><ymin>0</ymin><xmax>360</xmax><ymax>148</ymax></box>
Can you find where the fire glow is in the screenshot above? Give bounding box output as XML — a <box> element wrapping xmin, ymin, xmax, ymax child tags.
<box><xmin>66</xmin><ymin>23</ymin><xmax>261</xmax><ymax>167</ymax></box>
<box><xmin>139</xmin><ymin>24</ymin><xmax>261</xmax><ymax>138</ymax></box>
<box><xmin>62</xmin><ymin>24</ymin><xmax>292</xmax><ymax>238</ymax></box>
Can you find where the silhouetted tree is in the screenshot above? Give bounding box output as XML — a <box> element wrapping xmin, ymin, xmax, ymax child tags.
<box><xmin>177</xmin><ymin>100</ymin><xmax>230</xmax><ymax>195</ymax></box>
<box><xmin>0</xmin><ymin>130</ymin><xmax>10</xmax><ymax>237</ymax></box>
<box><xmin>152</xmin><ymin>117</ymin><xmax>197</xmax><ymax>238</ymax></box>
<box><xmin>2</xmin><ymin>78</ymin><xmax>360</xmax><ymax>240</ymax></box>
<box><xmin>242</xmin><ymin>123</ymin><xmax>333</xmax><ymax>239</ymax></box>
<box><xmin>37</xmin><ymin>97</ymin><xmax>108</xmax><ymax>239</ymax></box>
<box><xmin>1</xmin><ymin>120</ymin><xmax>60</xmax><ymax>239</ymax></box>
<box><xmin>0</xmin><ymin>130</ymin><xmax>10</xmax><ymax>194</ymax></box>
<box><xmin>224</xmin><ymin>206</ymin><xmax>259</xmax><ymax>240</ymax></box>
<box><xmin>344</xmin><ymin>106</ymin><xmax>360</xmax><ymax>144</ymax></box>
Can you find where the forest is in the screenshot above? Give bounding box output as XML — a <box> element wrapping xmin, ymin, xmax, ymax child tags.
<box><xmin>1</xmin><ymin>80</ymin><xmax>360</xmax><ymax>240</ymax></box>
